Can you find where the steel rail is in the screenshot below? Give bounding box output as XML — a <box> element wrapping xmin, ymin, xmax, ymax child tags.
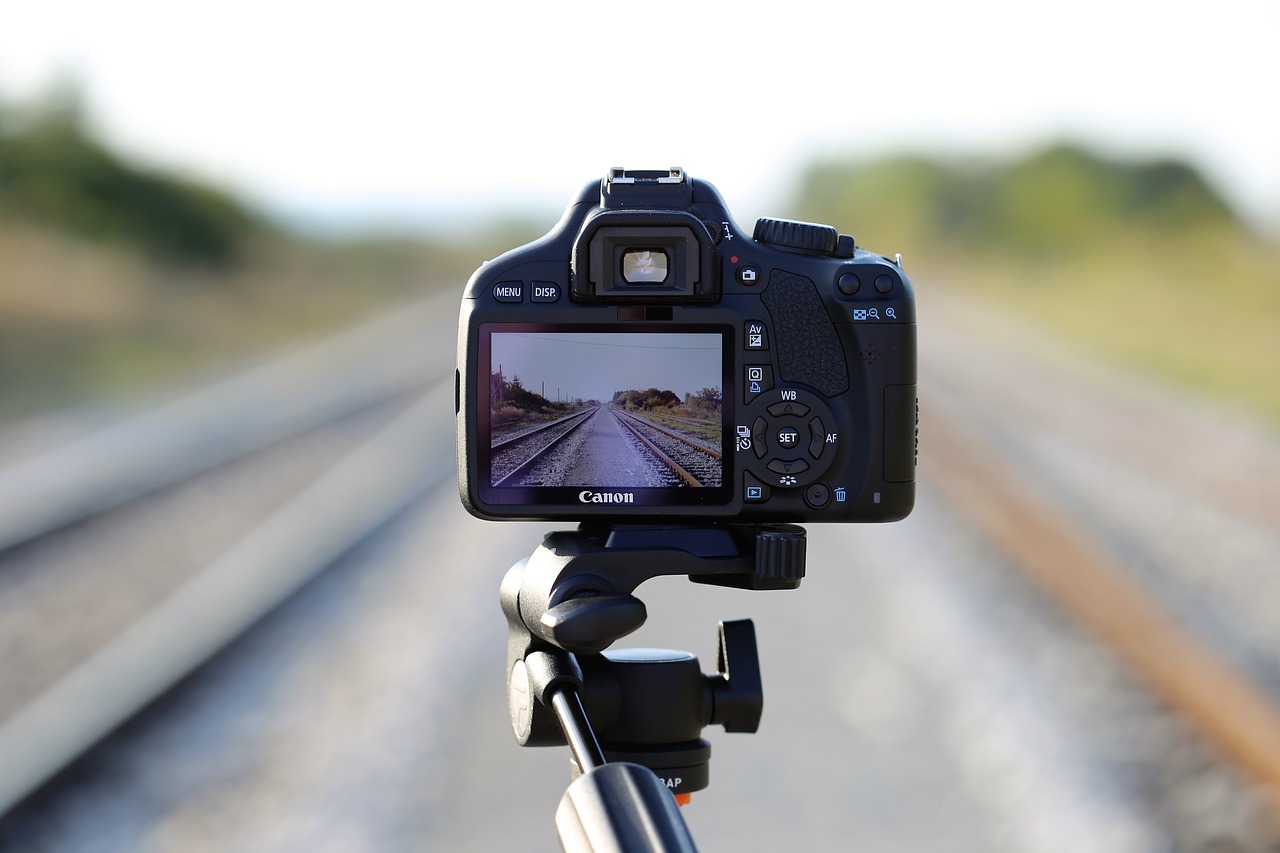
<box><xmin>0</xmin><ymin>380</ymin><xmax>456</xmax><ymax>816</ymax></box>
<box><xmin>611</xmin><ymin>410</ymin><xmax>705</xmax><ymax>488</ymax></box>
<box><xmin>614</xmin><ymin>409</ymin><xmax>722</xmax><ymax>459</ymax></box>
<box><xmin>927</xmin><ymin>398</ymin><xmax>1280</xmax><ymax>815</ymax></box>
<box><xmin>0</xmin><ymin>290</ymin><xmax>457</xmax><ymax>552</ymax></box>
<box><xmin>491</xmin><ymin>406</ymin><xmax>599</xmax><ymax>452</ymax></box>
<box><xmin>492</xmin><ymin>406</ymin><xmax>601</xmax><ymax>487</ymax></box>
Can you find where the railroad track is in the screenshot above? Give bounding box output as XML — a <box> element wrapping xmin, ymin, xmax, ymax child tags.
<box><xmin>0</xmin><ymin>292</ymin><xmax>460</xmax><ymax>815</ymax></box>
<box><xmin>2</xmin><ymin>289</ymin><xmax>1279</xmax><ymax>849</ymax></box>
<box><xmin>921</xmin><ymin>291</ymin><xmax>1280</xmax><ymax>839</ymax></box>
<box><xmin>928</xmin><ymin>402</ymin><xmax>1280</xmax><ymax>814</ymax></box>
<box><xmin>493</xmin><ymin>405</ymin><xmax>721</xmax><ymax>489</ymax></box>
<box><xmin>610</xmin><ymin>408</ymin><xmax>721</xmax><ymax>487</ymax></box>
<box><xmin>491</xmin><ymin>406</ymin><xmax>600</xmax><ymax>486</ymax></box>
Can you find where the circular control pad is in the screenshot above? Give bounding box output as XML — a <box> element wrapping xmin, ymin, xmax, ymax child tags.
<box><xmin>742</xmin><ymin>387</ymin><xmax>841</xmax><ymax>490</ymax></box>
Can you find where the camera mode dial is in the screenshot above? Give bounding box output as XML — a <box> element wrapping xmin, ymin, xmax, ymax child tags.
<box><xmin>754</xmin><ymin>218</ymin><xmax>855</xmax><ymax>258</ymax></box>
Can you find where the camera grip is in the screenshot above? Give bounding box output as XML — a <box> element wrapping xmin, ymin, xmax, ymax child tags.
<box><xmin>760</xmin><ymin>270</ymin><xmax>849</xmax><ymax>396</ymax></box>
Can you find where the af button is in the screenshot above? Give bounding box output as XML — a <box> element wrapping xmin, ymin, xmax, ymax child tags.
<box><xmin>809</xmin><ymin>417</ymin><xmax>834</xmax><ymax>459</ymax></box>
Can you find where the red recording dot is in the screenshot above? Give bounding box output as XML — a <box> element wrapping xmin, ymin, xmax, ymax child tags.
<box><xmin>731</xmin><ymin>256</ymin><xmax>739</xmax><ymax>264</ymax></box>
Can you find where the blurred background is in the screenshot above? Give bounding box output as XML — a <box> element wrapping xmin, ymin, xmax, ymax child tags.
<box><xmin>1</xmin><ymin>1</ymin><xmax>1278</xmax><ymax>851</ymax></box>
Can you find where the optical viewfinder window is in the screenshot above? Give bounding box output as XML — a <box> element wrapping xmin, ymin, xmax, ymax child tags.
<box><xmin>620</xmin><ymin>249</ymin><xmax>668</xmax><ymax>284</ymax></box>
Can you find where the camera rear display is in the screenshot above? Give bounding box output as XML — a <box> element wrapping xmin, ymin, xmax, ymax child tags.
<box><xmin>478</xmin><ymin>325</ymin><xmax>733</xmax><ymax>509</ymax></box>
<box><xmin>457</xmin><ymin>168</ymin><xmax>917</xmax><ymax>523</ymax></box>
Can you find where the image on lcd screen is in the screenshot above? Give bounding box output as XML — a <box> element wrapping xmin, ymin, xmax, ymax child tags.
<box><xmin>488</xmin><ymin>331</ymin><xmax>723</xmax><ymax>489</ymax></box>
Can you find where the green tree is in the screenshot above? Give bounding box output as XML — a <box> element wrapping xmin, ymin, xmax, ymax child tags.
<box><xmin>0</xmin><ymin>94</ymin><xmax>261</xmax><ymax>265</ymax></box>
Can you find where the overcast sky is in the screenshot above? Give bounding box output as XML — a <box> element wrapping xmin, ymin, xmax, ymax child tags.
<box><xmin>2</xmin><ymin>0</ymin><xmax>1277</xmax><ymax>233</ymax></box>
<box><xmin>491</xmin><ymin>332</ymin><xmax>721</xmax><ymax>403</ymax></box>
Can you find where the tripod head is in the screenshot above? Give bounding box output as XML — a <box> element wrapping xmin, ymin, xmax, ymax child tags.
<box><xmin>500</xmin><ymin>524</ymin><xmax>805</xmax><ymax>848</ymax></box>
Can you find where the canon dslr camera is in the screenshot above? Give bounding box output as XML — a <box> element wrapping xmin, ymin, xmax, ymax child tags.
<box><xmin>457</xmin><ymin>168</ymin><xmax>916</xmax><ymax>522</ymax></box>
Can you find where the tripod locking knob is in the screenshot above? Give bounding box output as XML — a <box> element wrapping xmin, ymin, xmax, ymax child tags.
<box><xmin>754</xmin><ymin>528</ymin><xmax>806</xmax><ymax>585</ymax></box>
<box><xmin>542</xmin><ymin>593</ymin><xmax>648</xmax><ymax>654</ymax></box>
<box><xmin>708</xmin><ymin>619</ymin><xmax>764</xmax><ymax>733</ymax></box>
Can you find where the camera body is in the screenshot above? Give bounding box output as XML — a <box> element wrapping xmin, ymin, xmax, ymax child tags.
<box><xmin>457</xmin><ymin>168</ymin><xmax>916</xmax><ymax>523</ymax></box>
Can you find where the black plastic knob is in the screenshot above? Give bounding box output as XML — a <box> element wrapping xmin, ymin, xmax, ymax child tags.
<box><xmin>541</xmin><ymin>594</ymin><xmax>648</xmax><ymax>653</ymax></box>
<box><xmin>754</xmin><ymin>527</ymin><xmax>806</xmax><ymax>584</ymax></box>
<box><xmin>710</xmin><ymin>620</ymin><xmax>763</xmax><ymax>733</ymax></box>
<box><xmin>753</xmin><ymin>217</ymin><xmax>839</xmax><ymax>254</ymax></box>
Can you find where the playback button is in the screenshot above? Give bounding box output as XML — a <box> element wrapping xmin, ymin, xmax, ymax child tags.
<box><xmin>744</xmin><ymin>472</ymin><xmax>771</xmax><ymax>503</ymax></box>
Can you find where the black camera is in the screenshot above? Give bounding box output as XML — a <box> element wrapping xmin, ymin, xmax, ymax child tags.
<box><xmin>456</xmin><ymin>168</ymin><xmax>916</xmax><ymax>523</ymax></box>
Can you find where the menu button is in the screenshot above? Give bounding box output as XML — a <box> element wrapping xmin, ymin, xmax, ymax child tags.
<box><xmin>493</xmin><ymin>282</ymin><xmax>523</xmax><ymax>302</ymax></box>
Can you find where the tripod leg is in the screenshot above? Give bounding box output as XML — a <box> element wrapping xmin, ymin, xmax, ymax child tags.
<box><xmin>556</xmin><ymin>763</ymin><xmax>699</xmax><ymax>853</ymax></box>
<box><xmin>547</xmin><ymin>682</ymin><xmax>698</xmax><ymax>852</ymax></box>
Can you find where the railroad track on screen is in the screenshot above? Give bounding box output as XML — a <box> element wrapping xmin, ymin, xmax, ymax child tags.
<box><xmin>492</xmin><ymin>406</ymin><xmax>721</xmax><ymax>489</ymax></box>
<box><xmin>610</xmin><ymin>409</ymin><xmax>721</xmax><ymax>488</ymax></box>
<box><xmin>490</xmin><ymin>406</ymin><xmax>600</xmax><ymax>486</ymax></box>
